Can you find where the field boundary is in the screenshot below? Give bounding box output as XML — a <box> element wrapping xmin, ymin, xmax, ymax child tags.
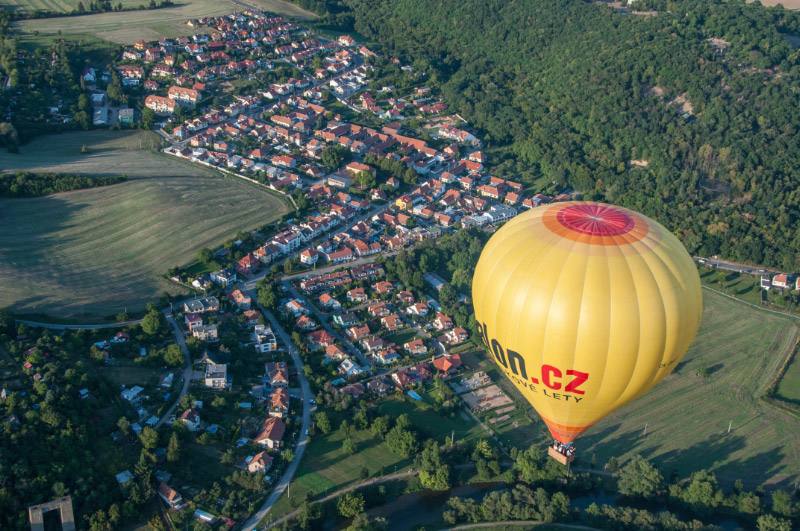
<box><xmin>762</xmin><ymin>339</ymin><xmax>800</xmax><ymax>419</ymax></box>
<box><xmin>702</xmin><ymin>284</ymin><xmax>800</xmax><ymax>418</ymax></box>
<box><xmin>164</xmin><ymin>148</ymin><xmax>299</xmax><ymax>210</ymax></box>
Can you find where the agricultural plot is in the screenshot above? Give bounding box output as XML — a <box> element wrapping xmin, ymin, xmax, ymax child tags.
<box><xmin>463</xmin><ymin>290</ymin><xmax>800</xmax><ymax>488</ymax></box>
<box><xmin>15</xmin><ymin>0</ymin><xmax>317</xmax><ymax>45</ymax></box>
<box><xmin>0</xmin><ymin>130</ymin><xmax>290</xmax><ymax>318</ymax></box>
<box><xmin>3</xmin><ymin>0</ymin><xmax>143</xmax><ymax>15</ymax></box>
<box><xmin>776</xmin><ymin>351</ymin><xmax>800</xmax><ymax>403</ymax></box>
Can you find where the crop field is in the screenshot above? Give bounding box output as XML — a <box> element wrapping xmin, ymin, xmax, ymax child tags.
<box><xmin>15</xmin><ymin>0</ymin><xmax>316</xmax><ymax>45</ymax></box>
<box><xmin>3</xmin><ymin>0</ymin><xmax>143</xmax><ymax>15</ymax></box>
<box><xmin>464</xmin><ymin>289</ymin><xmax>800</xmax><ymax>488</ymax></box>
<box><xmin>0</xmin><ymin>130</ymin><xmax>290</xmax><ymax>318</ymax></box>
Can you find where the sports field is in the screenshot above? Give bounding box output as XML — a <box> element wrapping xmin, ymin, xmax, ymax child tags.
<box><xmin>15</xmin><ymin>0</ymin><xmax>316</xmax><ymax>44</ymax></box>
<box><xmin>0</xmin><ymin>130</ymin><xmax>290</xmax><ymax>318</ymax></box>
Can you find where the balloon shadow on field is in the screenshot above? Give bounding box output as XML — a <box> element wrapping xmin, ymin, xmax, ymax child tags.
<box><xmin>655</xmin><ymin>434</ymin><xmax>750</xmax><ymax>486</ymax></box>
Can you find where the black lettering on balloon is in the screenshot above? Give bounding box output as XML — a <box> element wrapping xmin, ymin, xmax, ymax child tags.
<box><xmin>507</xmin><ymin>349</ymin><xmax>527</xmax><ymax>380</ymax></box>
<box><xmin>491</xmin><ymin>338</ymin><xmax>507</xmax><ymax>368</ymax></box>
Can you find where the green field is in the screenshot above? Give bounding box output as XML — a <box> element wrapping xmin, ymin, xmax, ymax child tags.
<box><xmin>776</xmin><ymin>350</ymin><xmax>800</xmax><ymax>403</ymax></box>
<box><xmin>267</xmin><ymin>395</ymin><xmax>482</xmax><ymax>520</ymax></box>
<box><xmin>15</xmin><ymin>0</ymin><xmax>317</xmax><ymax>45</ymax></box>
<box><xmin>464</xmin><ymin>289</ymin><xmax>800</xmax><ymax>488</ymax></box>
<box><xmin>3</xmin><ymin>0</ymin><xmax>143</xmax><ymax>15</ymax></box>
<box><xmin>0</xmin><ymin>130</ymin><xmax>290</xmax><ymax>318</ymax></box>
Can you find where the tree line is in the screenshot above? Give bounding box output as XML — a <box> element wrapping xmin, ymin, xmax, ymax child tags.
<box><xmin>0</xmin><ymin>172</ymin><xmax>126</xmax><ymax>197</ymax></box>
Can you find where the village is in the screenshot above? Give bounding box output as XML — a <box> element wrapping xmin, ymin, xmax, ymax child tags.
<box><xmin>70</xmin><ymin>8</ymin><xmax>573</xmax><ymax>527</ymax></box>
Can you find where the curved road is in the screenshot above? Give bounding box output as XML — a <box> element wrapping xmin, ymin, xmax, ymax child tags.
<box><xmin>241</xmin><ymin>305</ymin><xmax>312</xmax><ymax>531</ymax></box>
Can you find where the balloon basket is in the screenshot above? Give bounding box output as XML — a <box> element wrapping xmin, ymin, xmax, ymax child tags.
<box><xmin>548</xmin><ymin>446</ymin><xmax>575</xmax><ymax>466</ymax></box>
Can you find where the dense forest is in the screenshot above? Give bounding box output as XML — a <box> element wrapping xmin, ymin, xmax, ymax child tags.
<box><xmin>333</xmin><ymin>0</ymin><xmax>800</xmax><ymax>270</ymax></box>
<box><xmin>0</xmin><ymin>172</ymin><xmax>126</xmax><ymax>197</ymax></box>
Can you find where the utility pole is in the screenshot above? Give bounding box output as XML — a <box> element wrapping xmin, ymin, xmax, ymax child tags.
<box><xmin>727</xmin><ymin>420</ymin><xmax>732</xmax><ymax>434</ymax></box>
<box><xmin>643</xmin><ymin>423</ymin><xmax>648</xmax><ymax>436</ymax></box>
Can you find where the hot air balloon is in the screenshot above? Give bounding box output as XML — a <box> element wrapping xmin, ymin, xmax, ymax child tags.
<box><xmin>471</xmin><ymin>201</ymin><xmax>702</xmax><ymax>463</ymax></box>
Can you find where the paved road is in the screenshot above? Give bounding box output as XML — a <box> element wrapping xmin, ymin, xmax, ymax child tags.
<box><xmin>156</xmin><ymin>313</ymin><xmax>193</xmax><ymax>429</ymax></box>
<box><xmin>695</xmin><ymin>256</ymin><xmax>775</xmax><ymax>276</ymax></box>
<box><xmin>15</xmin><ymin>318</ymin><xmax>143</xmax><ymax>330</ymax></box>
<box><xmin>241</xmin><ymin>305</ymin><xmax>312</xmax><ymax>531</ymax></box>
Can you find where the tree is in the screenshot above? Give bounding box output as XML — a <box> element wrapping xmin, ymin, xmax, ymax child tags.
<box><xmin>385</xmin><ymin>424</ymin><xmax>417</xmax><ymax>457</ymax></box>
<box><xmin>315</xmin><ymin>411</ymin><xmax>331</xmax><ymax>434</ymax></box>
<box><xmin>370</xmin><ymin>415</ymin><xmax>390</xmax><ymax>439</ymax></box>
<box><xmin>141</xmin><ymin>307</ymin><xmax>163</xmax><ymax>336</ymax></box>
<box><xmin>107</xmin><ymin>71</ymin><xmax>125</xmax><ymax>105</ymax></box>
<box><xmin>321</xmin><ymin>145</ymin><xmax>349</xmax><ymax>171</ymax></box>
<box><xmin>163</xmin><ymin>344</ymin><xmax>184</xmax><ymax>367</ymax></box>
<box><xmin>167</xmin><ymin>432</ymin><xmax>180</xmax><ymax>463</ymax></box>
<box><xmin>296</xmin><ymin>498</ymin><xmax>321</xmax><ymax>530</ymax></box>
<box><xmin>198</xmin><ymin>247</ymin><xmax>214</xmax><ymax>266</ymax></box>
<box><xmin>757</xmin><ymin>514</ymin><xmax>793</xmax><ymax>531</ymax></box>
<box><xmin>355</xmin><ymin>170</ymin><xmax>375</xmax><ymax>190</ymax></box>
<box><xmin>141</xmin><ymin>107</ymin><xmax>156</xmax><ymax>129</ymax></box>
<box><xmin>257</xmin><ymin>281</ymin><xmax>277</xmax><ymax>310</ymax></box>
<box><xmin>337</xmin><ymin>492</ymin><xmax>365</xmax><ymax>519</ymax></box>
<box><xmin>139</xmin><ymin>426</ymin><xmax>159</xmax><ymax>450</ymax></box>
<box><xmin>418</xmin><ymin>440</ymin><xmax>450</xmax><ymax>490</ymax></box>
<box><xmin>514</xmin><ymin>444</ymin><xmax>545</xmax><ymax>483</ymax></box>
<box><xmin>343</xmin><ymin>436</ymin><xmax>356</xmax><ymax>455</ymax></box>
<box><xmin>117</xmin><ymin>416</ymin><xmax>131</xmax><ymax>436</ymax></box>
<box><xmin>346</xmin><ymin>513</ymin><xmax>388</xmax><ymax>531</ymax></box>
<box><xmin>771</xmin><ymin>489</ymin><xmax>796</xmax><ymax>518</ymax></box>
<box><xmin>669</xmin><ymin>469</ymin><xmax>724</xmax><ymax>513</ymax></box>
<box><xmin>617</xmin><ymin>455</ymin><xmax>664</xmax><ymax>499</ymax></box>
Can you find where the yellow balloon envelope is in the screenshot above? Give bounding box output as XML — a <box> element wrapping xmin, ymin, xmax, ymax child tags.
<box><xmin>472</xmin><ymin>201</ymin><xmax>702</xmax><ymax>443</ymax></box>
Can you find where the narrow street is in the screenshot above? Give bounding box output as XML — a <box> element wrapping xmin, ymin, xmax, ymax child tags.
<box><xmin>156</xmin><ymin>312</ymin><xmax>193</xmax><ymax>429</ymax></box>
<box><xmin>240</xmin><ymin>305</ymin><xmax>312</xmax><ymax>530</ymax></box>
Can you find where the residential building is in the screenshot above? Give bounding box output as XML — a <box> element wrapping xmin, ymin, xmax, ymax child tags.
<box><xmin>254</xmin><ymin>417</ymin><xmax>286</xmax><ymax>449</ymax></box>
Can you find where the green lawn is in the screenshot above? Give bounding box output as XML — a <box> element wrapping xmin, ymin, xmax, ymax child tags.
<box><xmin>267</xmin><ymin>394</ymin><xmax>482</xmax><ymax>521</ymax></box>
<box><xmin>463</xmin><ymin>289</ymin><xmax>800</xmax><ymax>488</ymax></box>
<box><xmin>776</xmin><ymin>350</ymin><xmax>800</xmax><ymax>403</ymax></box>
<box><xmin>268</xmin><ymin>428</ymin><xmax>410</xmax><ymax>519</ymax></box>
<box><xmin>0</xmin><ymin>130</ymin><xmax>290</xmax><ymax>318</ymax></box>
<box><xmin>377</xmin><ymin>393</ymin><xmax>484</xmax><ymax>443</ymax></box>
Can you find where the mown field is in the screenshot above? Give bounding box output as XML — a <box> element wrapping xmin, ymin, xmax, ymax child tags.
<box><xmin>0</xmin><ymin>130</ymin><xmax>290</xmax><ymax>318</ymax></box>
<box><xmin>465</xmin><ymin>289</ymin><xmax>800</xmax><ymax>489</ymax></box>
<box><xmin>3</xmin><ymin>0</ymin><xmax>143</xmax><ymax>15</ymax></box>
<box><xmin>14</xmin><ymin>0</ymin><xmax>316</xmax><ymax>45</ymax></box>
<box><xmin>777</xmin><ymin>351</ymin><xmax>800</xmax><ymax>403</ymax></box>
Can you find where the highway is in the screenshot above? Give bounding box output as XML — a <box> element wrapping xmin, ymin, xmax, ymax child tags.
<box><xmin>240</xmin><ymin>304</ymin><xmax>312</xmax><ymax>530</ymax></box>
